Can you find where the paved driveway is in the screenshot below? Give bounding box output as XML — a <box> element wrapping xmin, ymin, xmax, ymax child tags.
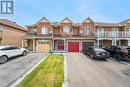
<box><xmin>0</xmin><ymin>53</ymin><xmax>47</xmax><ymax>87</ymax></box>
<box><xmin>67</xmin><ymin>53</ymin><xmax>130</xmax><ymax>87</ymax></box>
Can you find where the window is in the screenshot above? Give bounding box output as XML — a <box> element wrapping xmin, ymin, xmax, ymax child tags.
<box><xmin>32</xmin><ymin>28</ymin><xmax>36</xmax><ymax>34</ymax></box>
<box><xmin>128</xmin><ymin>28</ymin><xmax>130</xmax><ymax>32</ymax></box>
<box><xmin>85</xmin><ymin>28</ymin><xmax>92</xmax><ymax>34</ymax></box>
<box><xmin>97</xmin><ymin>28</ymin><xmax>104</xmax><ymax>37</ymax></box>
<box><xmin>63</xmin><ymin>26</ymin><xmax>70</xmax><ymax>33</ymax></box>
<box><xmin>41</xmin><ymin>26</ymin><xmax>48</xmax><ymax>34</ymax></box>
<box><xmin>112</xmin><ymin>28</ymin><xmax>118</xmax><ymax>37</ymax></box>
<box><xmin>2</xmin><ymin>46</ymin><xmax>18</xmax><ymax>50</ymax></box>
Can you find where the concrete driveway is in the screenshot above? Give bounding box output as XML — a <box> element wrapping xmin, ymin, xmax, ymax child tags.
<box><xmin>67</xmin><ymin>53</ymin><xmax>130</xmax><ymax>87</ymax></box>
<box><xmin>0</xmin><ymin>53</ymin><xmax>47</xmax><ymax>87</ymax></box>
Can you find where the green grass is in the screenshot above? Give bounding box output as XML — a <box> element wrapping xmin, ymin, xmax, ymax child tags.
<box><xmin>17</xmin><ymin>54</ymin><xmax>64</xmax><ymax>87</ymax></box>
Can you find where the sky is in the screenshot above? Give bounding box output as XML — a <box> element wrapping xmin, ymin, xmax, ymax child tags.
<box><xmin>0</xmin><ymin>0</ymin><xmax>130</xmax><ymax>26</ymax></box>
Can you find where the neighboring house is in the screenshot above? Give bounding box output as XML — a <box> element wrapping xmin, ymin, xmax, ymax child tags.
<box><xmin>22</xmin><ymin>17</ymin><xmax>130</xmax><ymax>52</ymax></box>
<box><xmin>0</xmin><ymin>19</ymin><xmax>27</xmax><ymax>47</ymax></box>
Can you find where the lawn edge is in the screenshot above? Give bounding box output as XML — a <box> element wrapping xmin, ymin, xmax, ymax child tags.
<box><xmin>52</xmin><ymin>52</ymin><xmax>68</xmax><ymax>87</ymax></box>
<box><xmin>62</xmin><ymin>53</ymin><xmax>68</xmax><ymax>87</ymax></box>
<box><xmin>9</xmin><ymin>54</ymin><xmax>49</xmax><ymax>87</ymax></box>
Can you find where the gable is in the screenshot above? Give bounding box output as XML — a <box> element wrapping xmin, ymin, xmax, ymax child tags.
<box><xmin>61</xmin><ymin>17</ymin><xmax>72</xmax><ymax>23</ymax></box>
<box><xmin>36</xmin><ymin>17</ymin><xmax>50</xmax><ymax>24</ymax></box>
<box><xmin>82</xmin><ymin>17</ymin><xmax>96</xmax><ymax>24</ymax></box>
<box><xmin>62</xmin><ymin>19</ymin><xmax>71</xmax><ymax>23</ymax></box>
<box><xmin>84</xmin><ymin>19</ymin><xmax>91</xmax><ymax>23</ymax></box>
<box><xmin>40</xmin><ymin>18</ymin><xmax>49</xmax><ymax>23</ymax></box>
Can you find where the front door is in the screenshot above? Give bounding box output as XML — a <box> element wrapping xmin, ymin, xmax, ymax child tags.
<box><xmin>54</xmin><ymin>40</ymin><xmax>64</xmax><ymax>50</ymax></box>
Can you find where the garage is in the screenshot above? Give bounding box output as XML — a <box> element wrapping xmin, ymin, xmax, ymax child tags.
<box><xmin>82</xmin><ymin>42</ymin><xmax>94</xmax><ymax>51</ymax></box>
<box><xmin>36</xmin><ymin>41</ymin><xmax>50</xmax><ymax>53</ymax></box>
<box><xmin>68</xmin><ymin>42</ymin><xmax>79</xmax><ymax>52</ymax></box>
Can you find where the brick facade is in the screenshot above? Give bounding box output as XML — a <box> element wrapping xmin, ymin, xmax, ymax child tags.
<box><xmin>23</xmin><ymin>17</ymin><xmax>130</xmax><ymax>52</ymax></box>
<box><xmin>0</xmin><ymin>19</ymin><xmax>27</xmax><ymax>47</ymax></box>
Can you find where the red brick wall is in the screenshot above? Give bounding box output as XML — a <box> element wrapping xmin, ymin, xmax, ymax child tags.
<box><xmin>1</xmin><ymin>26</ymin><xmax>26</xmax><ymax>47</ymax></box>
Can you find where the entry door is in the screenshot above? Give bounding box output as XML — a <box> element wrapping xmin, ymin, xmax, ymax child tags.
<box><xmin>97</xmin><ymin>28</ymin><xmax>104</xmax><ymax>37</ymax></box>
<box><xmin>57</xmin><ymin>40</ymin><xmax>64</xmax><ymax>50</ymax></box>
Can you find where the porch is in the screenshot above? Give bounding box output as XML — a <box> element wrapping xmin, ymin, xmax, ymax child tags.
<box><xmin>22</xmin><ymin>35</ymin><xmax>52</xmax><ymax>52</ymax></box>
<box><xmin>97</xmin><ymin>39</ymin><xmax>130</xmax><ymax>47</ymax></box>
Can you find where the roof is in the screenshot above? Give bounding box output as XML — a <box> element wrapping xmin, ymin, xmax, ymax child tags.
<box><xmin>26</xmin><ymin>17</ymin><xmax>130</xmax><ymax>27</ymax></box>
<box><xmin>119</xmin><ymin>18</ymin><xmax>130</xmax><ymax>24</ymax></box>
<box><xmin>0</xmin><ymin>19</ymin><xmax>27</xmax><ymax>32</ymax></box>
<box><xmin>82</xmin><ymin>17</ymin><xmax>96</xmax><ymax>24</ymax></box>
<box><xmin>96</xmin><ymin>22</ymin><xmax>122</xmax><ymax>27</ymax></box>
<box><xmin>60</xmin><ymin>17</ymin><xmax>73</xmax><ymax>23</ymax></box>
<box><xmin>36</xmin><ymin>16</ymin><xmax>50</xmax><ymax>24</ymax></box>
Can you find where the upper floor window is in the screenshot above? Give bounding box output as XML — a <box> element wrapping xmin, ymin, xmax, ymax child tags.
<box><xmin>85</xmin><ymin>27</ymin><xmax>92</xmax><ymax>34</ymax></box>
<box><xmin>97</xmin><ymin>28</ymin><xmax>104</xmax><ymax>37</ymax></box>
<box><xmin>97</xmin><ymin>28</ymin><xmax>104</xmax><ymax>32</ymax></box>
<box><xmin>63</xmin><ymin>26</ymin><xmax>70</xmax><ymax>33</ymax></box>
<box><xmin>32</xmin><ymin>28</ymin><xmax>36</xmax><ymax>34</ymax></box>
<box><xmin>112</xmin><ymin>28</ymin><xmax>118</xmax><ymax>32</ymax></box>
<box><xmin>128</xmin><ymin>28</ymin><xmax>130</xmax><ymax>32</ymax></box>
<box><xmin>41</xmin><ymin>26</ymin><xmax>48</xmax><ymax>34</ymax></box>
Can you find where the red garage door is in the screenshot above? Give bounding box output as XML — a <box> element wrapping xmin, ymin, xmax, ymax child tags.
<box><xmin>68</xmin><ymin>42</ymin><xmax>79</xmax><ymax>52</ymax></box>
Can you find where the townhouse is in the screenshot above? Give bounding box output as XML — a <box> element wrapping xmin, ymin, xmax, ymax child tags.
<box><xmin>0</xmin><ymin>19</ymin><xmax>27</xmax><ymax>47</ymax></box>
<box><xmin>22</xmin><ymin>17</ymin><xmax>130</xmax><ymax>52</ymax></box>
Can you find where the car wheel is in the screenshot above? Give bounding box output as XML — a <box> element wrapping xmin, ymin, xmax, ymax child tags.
<box><xmin>113</xmin><ymin>54</ymin><xmax>122</xmax><ymax>61</ymax></box>
<box><xmin>22</xmin><ymin>51</ymin><xmax>27</xmax><ymax>56</ymax></box>
<box><xmin>0</xmin><ymin>56</ymin><xmax>8</xmax><ymax>64</ymax></box>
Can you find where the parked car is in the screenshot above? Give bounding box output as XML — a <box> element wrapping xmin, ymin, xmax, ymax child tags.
<box><xmin>104</xmin><ymin>45</ymin><xmax>130</xmax><ymax>61</ymax></box>
<box><xmin>83</xmin><ymin>46</ymin><xmax>110</xmax><ymax>60</ymax></box>
<box><xmin>0</xmin><ymin>46</ymin><xmax>28</xmax><ymax>64</ymax></box>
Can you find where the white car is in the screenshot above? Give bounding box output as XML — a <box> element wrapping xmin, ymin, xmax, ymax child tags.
<box><xmin>0</xmin><ymin>46</ymin><xmax>28</xmax><ymax>64</ymax></box>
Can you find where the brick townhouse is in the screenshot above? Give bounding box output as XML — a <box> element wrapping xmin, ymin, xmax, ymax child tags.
<box><xmin>22</xmin><ymin>17</ymin><xmax>130</xmax><ymax>52</ymax></box>
<box><xmin>0</xmin><ymin>19</ymin><xmax>27</xmax><ymax>47</ymax></box>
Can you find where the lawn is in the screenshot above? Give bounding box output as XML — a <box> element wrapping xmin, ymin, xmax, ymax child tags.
<box><xmin>17</xmin><ymin>54</ymin><xmax>64</xmax><ymax>87</ymax></box>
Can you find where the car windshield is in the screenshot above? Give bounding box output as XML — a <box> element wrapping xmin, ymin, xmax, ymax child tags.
<box><xmin>93</xmin><ymin>48</ymin><xmax>105</xmax><ymax>52</ymax></box>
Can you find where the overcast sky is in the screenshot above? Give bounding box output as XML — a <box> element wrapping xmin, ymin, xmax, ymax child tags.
<box><xmin>0</xmin><ymin>0</ymin><xmax>130</xmax><ymax>26</ymax></box>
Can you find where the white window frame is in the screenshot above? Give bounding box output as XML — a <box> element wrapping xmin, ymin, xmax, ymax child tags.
<box><xmin>111</xmin><ymin>28</ymin><xmax>118</xmax><ymax>37</ymax></box>
<box><xmin>97</xmin><ymin>28</ymin><xmax>104</xmax><ymax>37</ymax></box>
<box><xmin>63</xmin><ymin>26</ymin><xmax>70</xmax><ymax>33</ymax></box>
<box><xmin>85</xmin><ymin>27</ymin><xmax>92</xmax><ymax>34</ymax></box>
<box><xmin>41</xmin><ymin>26</ymin><xmax>48</xmax><ymax>34</ymax></box>
<box><xmin>32</xmin><ymin>28</ymin><xmax>36</xmax><ymax>33</ymax></box>
<box><xmin>127</xmin><ymin>28</ymin><xmax>130</xmax><ymax>37</ymax></box>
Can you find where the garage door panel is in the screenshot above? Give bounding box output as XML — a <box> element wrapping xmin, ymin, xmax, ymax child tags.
<box><xmin>68</xmin><ymin>42</ymin><xmax>79</xmax><ymax>52</ymax></box>
<box><xmin>82</xmin><ymin>42</ymin><xmax>94</xmax><ymax>51</ymax></box>
<box><xmin>37</xmin><ymin>44</ymin><xmax>49</xmax><ymax>53</ymax></box>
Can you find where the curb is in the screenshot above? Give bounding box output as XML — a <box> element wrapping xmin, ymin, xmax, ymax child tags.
<box><xmin>9</xmin><ymin>54</ymin><xmax>49</xmax><ymax>87</ymax></box>
<box><xmin>62</xmin><ymin>53</ymin><xmax>68</xmax><ymax>87</ymax></box>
